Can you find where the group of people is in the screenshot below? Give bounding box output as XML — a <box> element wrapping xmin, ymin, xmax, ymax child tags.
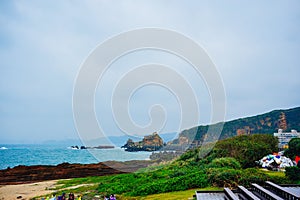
<box><xmin>104</xmin><ymin>194</ymin><xmax>116</xmax><ymax>200</ymax></box>
<box><xmin>42</xmin><ymin>192</ymin><xmax>81</xmax><ymax>200</ymax></box>
<box><xmin>42</xmin><ymin>192</ymin><xmax>116</xmax><ymax>200</ymax></box>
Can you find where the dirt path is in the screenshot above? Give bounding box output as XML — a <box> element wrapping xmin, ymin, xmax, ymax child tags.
<box><xmin>0</xmin><ymin>180</ymin><xmax>57</xmax><ymax>200</ymax></box>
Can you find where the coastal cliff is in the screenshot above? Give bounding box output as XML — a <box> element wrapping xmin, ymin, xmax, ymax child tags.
<box><xmin>167</xmin><ymin>107</ymin><xmax>300</xmax><ymax>147</ymax></box>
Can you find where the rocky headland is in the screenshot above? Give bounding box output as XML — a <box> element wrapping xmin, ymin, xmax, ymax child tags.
<box><xmin>167</xmin><ymin>107</ymin><xmax>300</xmax><ymax>147</ymax></box>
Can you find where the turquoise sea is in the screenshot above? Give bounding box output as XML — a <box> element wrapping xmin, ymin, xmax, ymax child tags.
<box><xmin>0</xmin><ymin>144</ymin><xmax>151</xmax><ymax>170</ymax></box>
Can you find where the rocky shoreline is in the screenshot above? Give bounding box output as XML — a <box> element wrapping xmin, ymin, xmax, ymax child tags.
<box><xmin>0</xmin><ymin>160</ymin><xmax>152</xmax><ymax>185</ymax></box>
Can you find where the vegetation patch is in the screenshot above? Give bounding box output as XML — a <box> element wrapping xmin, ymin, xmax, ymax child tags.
<box><xmin>45</xmin><ymin>134</ymin><xmax>297</xmax><ymax>198</ymax></box>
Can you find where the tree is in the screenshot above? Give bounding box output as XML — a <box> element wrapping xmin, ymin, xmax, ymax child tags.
<box><xmin>213</xmin><ymin>134</ymin><xmax>278</xmax><ymax>168</ymax></box>
<box><xmin>284</xmin><ymin>138</ymin><xmax>300</xmax><ymax>160</ymax></box>
<box><xmin>285</xmin><ymin>166</ymin><xmax>300</xmax><ymax>181</ymax></box>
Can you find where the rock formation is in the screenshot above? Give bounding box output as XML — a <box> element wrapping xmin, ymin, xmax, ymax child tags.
<box><xmin>122</xmin><ymin>132</ymin><xmax>164</xmax><ymax>152</ymax></box>
<box><xmin>278</xmin><ymin>112</ymin><xmax>288</xmax><ymax>130</ymax></box>
<box><xmin>0</xmin><ymin>160</ymin><xmax>152</xmax><ymax>185</ymax></box>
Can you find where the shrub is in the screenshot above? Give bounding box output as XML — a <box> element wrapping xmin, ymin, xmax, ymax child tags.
<box><xmin>207</xmin><ymin>168</ymin><xmax>241</xmax><ymax>188</ymax></box>
<box><xmin>238</xmin><ymin>168</ymin><xmax>268</xmax><ymax>186</ymax></box>
<box><xmin>175</xmin><ymin>134</ymin><xmax>278</xmax><ymax>168</ymax></box>
<box><xmin>129</xmin><ymin>173</ymin><xmax>208</xmax><ymax>196</ymax></box>
<box><xmin>206</xmin><ymin>167</ymin><xmax>268</xmax><ymax>188</ymax></box>
<box><xmin>213</xmin><ymin>134</ymin><xmax>278</xmax><ymax>168</ymax></box>
<box><xmin>284</xmin><ymin>138</ymin><xmax>300</xmax><ymax>160</ymax></box>
<box><xmin>183</xmin><ymin>171</ymin><xmax>208</xmax><ymax>189</ymax></box>
<box><xmin>178</xmin><ymin>148</ymin><xmax>198</xmax><ymax>161</ymax></box>
<box><xmin>209</xmin><ymin>157</ymin><xmax>241</xmax><ymax>169</ymax></box>
<box><xmin>285</xmin><ymin>166</ymin><xmax>300</xmax><ymax>181</ymax></box>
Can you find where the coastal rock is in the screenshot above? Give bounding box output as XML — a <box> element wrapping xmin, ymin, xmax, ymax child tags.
<box><xmin>0</xmin><ymin>160</ymin><xmax>152</xmax><ymax>185</ymax></box>
<box><xmin>122</xmin><ymin>132</ymin><xmax>164</xmax><ymax>152</ymax></box>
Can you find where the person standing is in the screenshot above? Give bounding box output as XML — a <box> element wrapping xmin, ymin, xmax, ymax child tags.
<box><xmin>68</xmin><ymin>193</ymin><xmax>75</xmax><ymax>200</ymax></box>
<box><xmin>110</xmin><ymin>194</ymin><xmax>116</xmax><ymax>200</ymax></box>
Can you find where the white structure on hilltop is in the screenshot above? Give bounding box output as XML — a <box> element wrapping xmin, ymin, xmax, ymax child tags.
<box><xmin>274</xmin><ymin>129</ymin><xmax>300</xmax><ymax>149</ymax></box>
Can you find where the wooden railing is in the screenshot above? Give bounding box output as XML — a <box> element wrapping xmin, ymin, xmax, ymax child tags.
<box><xmin>252</xmin><ymin>183</ymin><xmax>284</xmax><ymax>200</ymax></box>
<box><xmin>265</xmin><ymin>181</ymin><xmax>300</xmax><ymax>200</ymax></box>
<box><xmin>238</xmin><ymin>186</ymin><xmax>260</xmax><ymax>200</ymax></box>
<box><xmin>224</xmin><ymin>188</ymin><xmax>239</xmax><ymax>200</ymax></box>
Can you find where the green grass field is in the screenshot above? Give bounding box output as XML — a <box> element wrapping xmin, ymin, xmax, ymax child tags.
<box><xmin>39</xmin><ymin>169</ymin><xmax>288</xmax><ymax>200</ymax></box>
<box><xmin>43</xmin><ymin>182</ymin><xmax>221</xmax><ymax>200</ymax></box>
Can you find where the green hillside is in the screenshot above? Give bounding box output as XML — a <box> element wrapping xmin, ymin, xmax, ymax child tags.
<box><xmin>38</xmin><ymin>108</ymin><xmax>300</xmax><ymax>199</ymax></box>
<box><xmin>170</xmin><ymin>107</ymin><xmax>300</xmax><ymax>145</ymax></box>
<box><xmin>51</xmin><ymin>134</ymin><xmax>294</xmax><ymax>199</ymax></box>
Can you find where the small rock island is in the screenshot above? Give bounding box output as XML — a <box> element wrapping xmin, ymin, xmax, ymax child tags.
<box><xmin>122</xmin><ymin>132</ymin><xmax>164</xmax><ymax>152</ymax></box>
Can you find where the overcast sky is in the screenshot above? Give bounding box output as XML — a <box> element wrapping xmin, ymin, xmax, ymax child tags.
<box><xmin>1</xmin><ymin>1</ymin><xmax>299</xmax><ymax>143</ymax></box>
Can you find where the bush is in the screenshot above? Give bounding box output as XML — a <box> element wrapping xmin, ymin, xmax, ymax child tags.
<box><xmin>206</xmin><ymin>167</ymin><xmax>268</xmax><ymax>188</ymax></box>
<box><xmin>178</xmin><ymin>148</ymin><xmax>198</xmax><ymax>161</ymax></box>
<box><xmin>209</xmin><ymin>157</ymin><xmax>241</xmax><ymax>169</ymax></box>
<box><xmin>238</xmin><ymin>168</ymin><xmax>268</xmax><ymax>186</ymax></box>
<box><xmin>183</xmin><ymin>171</ymin><xmax>208</xmax><ymax>189</ymax></box>
<box><xmin>97</xmin><ymin>166</ymin><xmax>209</xmax><ymax>196</ymax></box>
<box><xmin>129</xmin><ymin>172</ymin><xmax>208</xmax><ymax>196</ymax></box>
<box><xmin>207</xmin><ymin>168</ymin><xmax>241</xmax><ymax>188</ymax></box>
<box><xmin>284</xmin><ymin>138</ymin><xmax>300</xmax><ymax>160</ymax></box>
<box><xmin>175</xmin><ymin>134</ymin><xmax>278</xmax><ymax>168</ymax></box>
<box><xmin>213</xmin><ymin>134</ymin><xmax>278</xmax><ymax>168</ymax></box>
<box><xmin>285</xmin><ymin>166</ymin><xmax>300</xmax><ymax>181</ymax></box>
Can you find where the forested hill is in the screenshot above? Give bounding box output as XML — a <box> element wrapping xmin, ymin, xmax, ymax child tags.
<box><xmin>169</xmin><ymin>107</ymin><xmax>300</xmax><ymax>145</ymax></box>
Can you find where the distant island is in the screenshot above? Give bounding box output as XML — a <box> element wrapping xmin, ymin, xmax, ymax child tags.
<box><xmin>69</xmin><ymin>145</ymin><xmax>115</xmax><ymax>149</ymax></box>
<box><xmin>88</xmin><ymin>145</ymin><xmax>115</xmax><ymax>149</ymax></box>
<box><xmin>121</xmin><ymin>132</ymin><xmax>164</xmax><ymax>152</ymax></box>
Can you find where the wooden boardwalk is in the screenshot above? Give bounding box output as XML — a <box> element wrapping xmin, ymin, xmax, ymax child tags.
<box><xmin>195</xmin><ymin>181</ymin><xmax>300</xmax><ymax>200</ymax></box>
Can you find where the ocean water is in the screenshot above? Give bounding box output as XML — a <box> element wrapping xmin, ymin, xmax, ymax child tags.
<box><xmin>0</xmin><ymin>144</ymin><xmax>151</xmax><ymax>170</ymax></box>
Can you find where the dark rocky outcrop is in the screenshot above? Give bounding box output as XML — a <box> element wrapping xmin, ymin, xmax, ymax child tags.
<box><xmin>122</xmin><ymin>132</ymin><xmax>164</xmax><ymax>152</ymax></box>
<box><xmin>0</xmin><ymin>160</ymin><xmax>152</xmax><ymax>185</ymax></box>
